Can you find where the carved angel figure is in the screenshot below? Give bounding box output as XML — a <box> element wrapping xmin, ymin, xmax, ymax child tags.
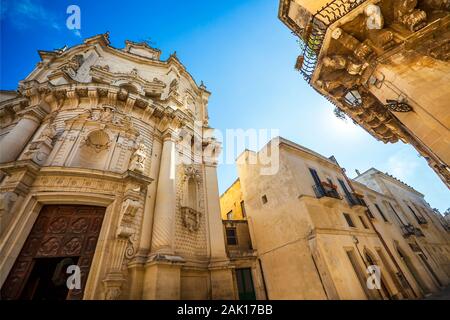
<box><xmin>40</xmin><ymin>123</ymin><xmax>57</xmax><ymax>141</ymax></box>
<box><xmin>129</xmin><ymin>142</ymin><xmax>147</xmax><ymax>173</ymax></box>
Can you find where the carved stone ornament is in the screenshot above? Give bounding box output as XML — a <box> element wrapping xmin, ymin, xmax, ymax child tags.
<box><xmin>117</xmin><ymin>198</ymin><xmax>141</xmax><ymax>239</ymax></box>
<box><xmin>59</xmin><ymin>54</ymin><xmax>84</xmax><ymax>79</ymax></box>
<box><xmin>385</xmin><ymin>99</ymin><xmax>413</xmax><ymax>112</ymax></box>
<box><xmin>183</xmin><ymin>165</ymin><xmax>201</xmax><ymax>182</ymax></box>
<box><xmin>394</xmin><ymin>0</ymin><xmax>427</xmax><ymax>32</ymax></box>
<box><xmin>83</xmin><ymin>129</ymin><xmax>110</xmax><ymax>152</ymax></box>
<box><xmin>128</xmin><ymin>139</ymin><xmax>147</xmax><ymax>173</ymax></box>
<box><xmin>0</xmin><ymin>191</ymin><xmax>19</xmax><ymax>217</ymax></box>
<box><xmin>181</xmin><ymin>206</ymin><xmax>201</xmax><ymax>232</ymax></box>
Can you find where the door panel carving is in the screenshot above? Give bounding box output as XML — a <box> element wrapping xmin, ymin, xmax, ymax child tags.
<box><xmin>1</xmin><ymin>205</ymin><xmax>105</xmax><ymax>300</ymax></box>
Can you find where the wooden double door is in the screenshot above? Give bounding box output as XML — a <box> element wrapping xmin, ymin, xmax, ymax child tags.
<box><xmin>1</xmin><ymin>205</ymin><xmax>105</xmax><ymax>300</ymax></box>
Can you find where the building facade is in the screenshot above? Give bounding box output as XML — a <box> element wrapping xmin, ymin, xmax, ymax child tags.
<box><xmin>0</xmin><ymin>33</ymin><xmax>236</xmax><ymax>300</ymax></box>
<box><xmin>220</xmin><ymin>137</ymin><xmax>450</xmax><ymax>299</ymax></box>
<box><xmin>278</xmin><ymin>0</ymin><xmax>450</xmax><ymax>187</ymax></box>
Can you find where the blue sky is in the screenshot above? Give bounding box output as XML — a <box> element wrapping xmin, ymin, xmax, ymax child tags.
<box><xmin>1</xmin><ymin>0</ymin><xmax>448</xmax><ymax>212</ymax></box>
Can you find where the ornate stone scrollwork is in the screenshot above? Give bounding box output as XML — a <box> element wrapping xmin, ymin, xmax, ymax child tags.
<box><xmin>117</xmin><ymin>198</ymin><xmax>141</xmax><ymax>239</ymax></box>
<box><xmin>23</xmin><ymin>121</ymin><xmax>57</xmax><ymax>165</ymax></box>
<box><xmin>59</xmin><ymin>54</ymin><xmax>84</xmax><ymax>79</ymax></box>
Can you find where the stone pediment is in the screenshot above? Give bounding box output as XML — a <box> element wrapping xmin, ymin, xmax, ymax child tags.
<box><xmin>123</xmin><ymin>40</ymin><xmax>161</xmax><ymax>60</ymax></box>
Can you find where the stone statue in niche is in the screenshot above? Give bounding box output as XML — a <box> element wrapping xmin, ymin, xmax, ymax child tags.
<box><xmin>129</xmin><ymin>139</ymin><xmax>147</xmax><ymax>173</ymax></box>
<box><xmin>394</xmin><ymin>0</ymin><xmax>427</xmax><ymax>31</ymax></box>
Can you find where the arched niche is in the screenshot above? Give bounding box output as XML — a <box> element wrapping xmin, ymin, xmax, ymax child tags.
<box><xmin>180</xmin><ymin>166</ymin><xmax>202</xmax><ymax>232</ymax></box>
<box><xmin>182</xmin><ymin>166</ymin><xmax>201</xmax><ymax>210</ymax></box>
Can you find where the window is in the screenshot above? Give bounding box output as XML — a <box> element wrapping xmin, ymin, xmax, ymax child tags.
<box><xmin>359</xmin><ymin>216</ymin><xmax>369</xmax><ymax>229</ymax></box>
<box><xmin>240</xmin><ymin>201</ymin><xmax>246</xmax><ymax>218</ymax></box>
<box><xmin>226</xmin><ymin>228</ymin><xmax>237</xmax><ymax>245</ymax></box>
<box><xmin>309</xmin><ymin>168</ymin><xmax>325</xmax><ymax>194</ymax></box>
<box><xmin>374</xmin><ymin>203</ymin><xmax>388</xmax><ymax>222</ymax></box>
<box><xmin>343</xmin><ymin>213</ymin><xmax>355</xmax><ymax>227</ymax></box>
<box><xmin>366</xmin><ymin>207</ymin><xmax>375</xmax><ymax>219</ymax></box>
<box><xmin>388</xmin><ymin>202</ymin><xmax>406</xmax><ymax>225</ymax></box>
<box><xmin>261</xmin><ymin>195</ymin><xmax>268</xmax><ymax>204</ymax></box>
<box><xmin>338</xmin><ymin>179</ymin><xmax>351</xmax><ymax>197</ymax></box>
<box><xmin>227</xmin><ymin>211</ymin><xmax>233</xmax><ymax>220</ymax></box>
<box><xmin>408</xmin><ymin>204</ymin><xmax>426</xmax><ymax>224</ymax></box>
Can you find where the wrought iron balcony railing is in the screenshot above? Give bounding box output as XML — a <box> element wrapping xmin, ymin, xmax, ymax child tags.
<box><xmin>312</xmin><ymin>184</ymin><xmax>341</xmax><ymax>200</ymax></box>
<box><xmin>400</xmin><ymin>224</ymin><xmax>416</xmax><ymax>238</ymax></box>
<box><xmin>414</xmin><ymin>227</ymin><xmax>425</xmax><ymax>237</ymax></box>
<box><xmin>416</xmin><ymin>216</ymin><xmax>428</xmax><ymax>225</ymax></box>
<box><xmin>297</xmin><ymin>0</ymin><xmax>367</xmax><ymax>82</ymax></box>
<box><xmin>346</xmin><ymin>193</ymin><xmax>366</xmax><ymax>207</ymax></box>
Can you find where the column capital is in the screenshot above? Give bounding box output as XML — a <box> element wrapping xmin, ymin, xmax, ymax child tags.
<box><xmin>19</xmin><ymin>105</ymin><xmax>49</xmax><ymax>123</ymax></box>
<box><xmin>161</xmin><ymin>128</ymin><xmax>178</xmax><ymax>142</ymax></box>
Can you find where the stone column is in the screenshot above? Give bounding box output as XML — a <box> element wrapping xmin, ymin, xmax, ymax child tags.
<box><xmin>0</xmin><ymin>111</ymin><xmax>43</xmax><ymax>163</ymax></box>
<box><xmin>204</xmin><ymin>163</ymin><xmax>229</xmax><ymax>261</ymax></box>
<box><xmin>138</xmin><ymin>137</ymin><xmax>163</xmax><ymax>255</ymax></box>
<box><xmin>203</xmin><ymin>142</ymin><xmax>235</xmax><ymax>299</ymax></box>
<box><xmin>143</xmin><ymin>130</ymin><xmax>183</xmax><ymax>300</ymax></box>
<box><xmin>150</xmin><ymin>130</ymin><xmax>177</xmax><ymax>255</ymax></box>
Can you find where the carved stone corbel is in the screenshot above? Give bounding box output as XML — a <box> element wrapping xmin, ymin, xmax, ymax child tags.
<box><xmin>394</xmin><ymin>0</ymin><xmax>427</xmax><ymax>32</ymax></box>
<box><xmin>103</xmin><ymin>198</ymin><xmax>142</xmax><ymax>300</ymax></box>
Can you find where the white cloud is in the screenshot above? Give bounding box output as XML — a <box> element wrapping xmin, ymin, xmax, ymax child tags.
<box><xmin>387</xmin><ymin>149</ymin><xmax>420</xmax><ymax>181</ymax></box>
<box><xmin>3</xmin><ymin>0</ymin><xmax>61</xmax><ymax>31</ymax></box>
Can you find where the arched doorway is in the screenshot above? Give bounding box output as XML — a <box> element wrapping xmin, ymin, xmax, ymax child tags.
<box><xmin>1</xmin><ymin>205</ymin><xmax>105</xmax><ymax>300</ymax></box>
<box><xmin>396</xmin><ymin>245</ymin><xmax>430</xmax><ymax>296</ymax></box>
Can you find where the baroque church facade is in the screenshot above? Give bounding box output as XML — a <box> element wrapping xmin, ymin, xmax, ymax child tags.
<box><xmin>0</xmin><ymin>33</ymin><xmax>235</xmax><ymax>300</ymax></box>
